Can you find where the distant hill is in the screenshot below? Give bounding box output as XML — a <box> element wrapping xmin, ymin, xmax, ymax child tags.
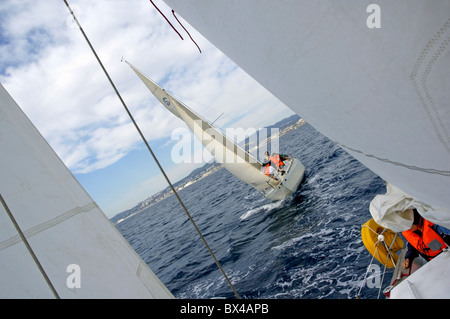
<box><xmin>172</xmin><ymin>162</ymin><xmax>220</xmax><ymax>189</ymax></box>
<box><xmin>110</xmin><ymin>161</ymin><xmax>221</xmax><ymax>224</ymax></box>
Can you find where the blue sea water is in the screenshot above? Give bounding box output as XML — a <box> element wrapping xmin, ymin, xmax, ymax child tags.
<box><xmin>115</xmin><ymin>123</ymin><xmax>391</xmax><ymax>299</ymax></box>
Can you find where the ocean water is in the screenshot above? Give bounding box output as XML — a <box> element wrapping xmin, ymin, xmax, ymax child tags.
<box><xmin>115</xmin><ymin>123</ymin><xmax>390</xmax><ymax>299</ymax></box>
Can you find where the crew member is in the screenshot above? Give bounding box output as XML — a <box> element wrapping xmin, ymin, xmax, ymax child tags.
<box><xmin>270</xmin><ymin>153</ymin><xmax>287</xmax><ymax>171</ymax></box>
<box><xmin>262</xmin><ymin>151</ymin><xmax>290</xmax><ymax>176</ymax></box>
<box><xmin>270</xmin><ymin>153</ymin><xmax>284</xmax><ymax>168</ymax></box>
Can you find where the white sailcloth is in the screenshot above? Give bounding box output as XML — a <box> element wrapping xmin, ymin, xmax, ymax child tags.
<box><xmin>162</xmin><ymin>0</ymin><xmax>450</xmax><ymax>228</ymax></box>
<box><xmin>127</xmin><ymin>62</ymin><xmax>278</xmax><ymax>192</ymax></box>
<box><xmin>0</xmin><ymin>83</ymin><xmax>173</xmax><ymax>298</ymax></box>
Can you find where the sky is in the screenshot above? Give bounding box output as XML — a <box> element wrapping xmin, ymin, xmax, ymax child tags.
<box><xmin>0</xmin><ymin>0</ymin><xmax>294</xmax><ymax>218</ymax></box>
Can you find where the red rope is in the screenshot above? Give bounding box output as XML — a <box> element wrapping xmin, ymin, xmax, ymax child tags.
<box><xmin>149</xmin><ymin>0</ymin><xmax>183</xmax><ymax>40</ymax></box>
<box><xmin>148</xmin><ymin>0</ymin><xmax>202</xmax><ymax>53</ymax></box>
<box><xmin>172</xmin><ymin>10</ymin><xmax>202</xmax><ymax>53</ymax></box>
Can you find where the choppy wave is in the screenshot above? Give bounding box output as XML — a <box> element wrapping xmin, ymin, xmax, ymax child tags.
<box><xmin>240</xmin><ymin>200</ymin><xmax>285</xmax><ymax>220</ymax></box>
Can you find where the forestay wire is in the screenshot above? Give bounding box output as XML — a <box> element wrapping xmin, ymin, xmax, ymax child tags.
<box><xmin>63</xmin><ymin>0</ymin><xmax>240</xmax><ymax>299</ymax></box>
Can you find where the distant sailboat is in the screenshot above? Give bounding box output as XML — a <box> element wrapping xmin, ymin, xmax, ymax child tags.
<box><xmin>126</xmin><ymin>62</ymin><xmax>305</xmax><ymax>201</ymax></box>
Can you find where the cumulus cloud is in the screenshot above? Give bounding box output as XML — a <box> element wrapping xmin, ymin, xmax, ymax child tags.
<box><xmin>0</xmin><ymin>0</ymin><xmax>292</xmax><ymax>176</ymax></box>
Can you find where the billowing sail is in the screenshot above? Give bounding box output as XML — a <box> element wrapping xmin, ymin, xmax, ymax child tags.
<box><xmin>161</xmin><ymin>0</ymin><xmax>450</xmax><ymax>228</ymax></box>
<box><xmin>127</xmin><ymin>62</ymin><xmax>278</xmax><ymax>192</ymax></box>
<box><xmin>0</xmin><ymin>83</ymin><xmax>173</xmax><ymax>298</ymax></box>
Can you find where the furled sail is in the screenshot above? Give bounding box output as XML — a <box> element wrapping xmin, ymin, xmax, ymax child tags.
<box><xmin>0</xmin><ymin>83</ymin><xmax>173</xmax><ymax>298</ymax></box>
<box><xmin>127</xmin><ymin>62</ymin><xmax>278</xmax><ymax>192</ymax></box>
<box><xmin>161</xmin><ymin>0</ymin><xmax>450</xmax><ymax>228</ymax></box>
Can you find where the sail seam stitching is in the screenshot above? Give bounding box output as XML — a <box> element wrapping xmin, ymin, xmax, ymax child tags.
<box><xmin>0</xmin><ymin>202</ymin><xmax>97</xmax><ymax>252</ymax></box>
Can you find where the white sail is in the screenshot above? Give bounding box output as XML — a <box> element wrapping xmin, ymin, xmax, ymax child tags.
<box><xmin>127</xmin><ymin>62</ymin><xmax>278</xmax><ymax>193</ymax></box>
<box><xmin>162</xmin><ymin>0</ymin><xmax>450</xmax><ymax>227</ymax></box>
<box><xmin>0</xmin><ymin>83</ymin><xmax>173</xmax><ymax>298</ymax></box>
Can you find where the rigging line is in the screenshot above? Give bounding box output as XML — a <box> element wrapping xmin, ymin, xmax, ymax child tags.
<box><xmin>386</xmin><ymin>233</ymin><xmax>399</xmax><ymax>268</ymax></box>
<box><xmin>361</xmin><ymin>224</ymin><xmax>378</xmax><ymax>235</ymax></box>
<box><xmin>210</xmin><ymin>112</ymin><xmax>224</xmax><ymax>126</ymax></box>
<box><xmin>63</xmin><ymin>0</ymin><xmax>240</xmax><ymax>299</ymax></box>
<box><xmin>172</xmin><ymin>10</ymin><xmax>202</xmax><ymax>53</ymax></box>
<box><xmin>168</xmin><ymin>90</ymin><xmax>242</xmax><ymax>127</ymax></box>
<box><xmin>148</xmin><ymin>0</ymin><xmax>184</xmax><ymax>40</ymax></box>
<box><xmin>165</xmin><ymin>90</ymin><xmax>260</xmax><ymax>141</ymax></box>
<box><xmin>0</xmin><ymin>193</ymin><xmax>60</xmax><ymax>299</ymax></box>
<box><xmin>378</xmin><ymin>243</ymin><xmax>392</xmax><ymax>299</ymax></box>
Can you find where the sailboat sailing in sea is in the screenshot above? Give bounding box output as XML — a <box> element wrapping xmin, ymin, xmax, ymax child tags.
<box><xmin>126</xmin><ymin>62</ymin><xmax>305</xmax><ymax>201</ymax></box>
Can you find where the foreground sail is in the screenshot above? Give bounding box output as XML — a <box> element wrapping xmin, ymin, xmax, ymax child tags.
<box><xmin>0</xmin><ymin>83</ymin><xmax>173</xmax><ymax>298</ymax></box>
<box><xmin>160</xmin><ymin>0</ymin><xmax>450</xmax><ymax>298</ymax></box>
<box><xmin>127</xmin><ymin>62</ymin><xmax>305</xmax><ymax>201</ymax></box>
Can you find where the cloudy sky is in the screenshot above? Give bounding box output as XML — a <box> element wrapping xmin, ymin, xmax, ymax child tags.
<box><xmin>0</xmin><ymin>0</ymin><xmax>294</xmax><ymax>218</ymax></box>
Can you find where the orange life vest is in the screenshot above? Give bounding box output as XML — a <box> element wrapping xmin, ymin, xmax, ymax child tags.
<box><xmin>270</xmin><ymin>154</ymin><xmax>284</xmax><ymax>167</ymax></box>
<box><xmin>262</xmin><ymin>164</ymin><xmax>271</xmax><ymax>176</ymax></box>
<box><xmin>402</xmin><ymin>219</ymin><xmax>447</xmax><ymax>259</ymax></box>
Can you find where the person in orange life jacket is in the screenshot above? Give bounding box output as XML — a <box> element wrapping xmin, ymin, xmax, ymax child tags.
<box><xmin>263</xmin><ymin>151</ymin><xmax>271</xmax><ymax>163</ymax></box>
<box><xmin>402</xmin><ymin>209</ymin><xmax>450</xmax><ymax>269</ymax></box>
<box><xmin>263</xmin><ymin>151</ymin><xmax>290</xmax><ymax>174</ymax></box>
